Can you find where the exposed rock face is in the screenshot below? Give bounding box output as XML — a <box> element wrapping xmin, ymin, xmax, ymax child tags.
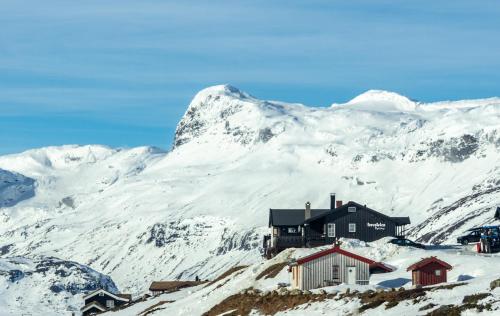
<box><xmin>173</xmin><ymin>85</ymin><xmax>291</xmax><ymax>149</ymax></box>
<box><xmin>0</xmin><ymin>169</ymin><xmax>35</xmax><ymax>207</ymax></box>
<box><xmin>0</xmin><ymin>256</ymin><xmax>118</xmax><ymax>313</ymax></box>
<box><xmin>0</xmin><ymin>86</ymin><xmax>499</xmax><ymax>314</ymax></box>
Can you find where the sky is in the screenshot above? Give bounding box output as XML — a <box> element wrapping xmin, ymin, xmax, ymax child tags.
<box><xmin>1</xmin><ymin>0</ymin><xmax>500</xmax><ymax>154</ymax></box>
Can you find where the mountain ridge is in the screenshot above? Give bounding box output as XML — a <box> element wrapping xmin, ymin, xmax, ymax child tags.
<box><xmin>0</xmin><ymin>85</ymin><xmax>498</xmax><ymax>314</ymax></box>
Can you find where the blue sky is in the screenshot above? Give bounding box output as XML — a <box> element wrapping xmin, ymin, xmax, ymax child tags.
<box><xmin>1</xmin><ymin>1</ymin><xmax>500</xmax><ymax>154</ymax></box>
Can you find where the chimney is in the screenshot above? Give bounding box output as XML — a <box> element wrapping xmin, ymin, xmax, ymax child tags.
<box><xmin>330</xmin><ymin>193</ymin><xmax>336</xmax><ymax>210</ymax></box>
<box><xmin>336</xmin><ymin>200</ymin><xmax>343</xmax><ymax>208</ymax></box>
<box><xmin>305</xmin><ymin>202</ymin><xmax>311</xmax><ymax>220</ymax></box>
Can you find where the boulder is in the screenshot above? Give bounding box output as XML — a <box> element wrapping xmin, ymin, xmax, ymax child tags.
<box><xmin>289</xmin><ymin>289</ymin><xmax>302</xmax><ymax>296</ymax></box>
<box><xmin>490</xmin><ymin>279</ymin><xmax>500</xmax><ymax>290</ymax></box>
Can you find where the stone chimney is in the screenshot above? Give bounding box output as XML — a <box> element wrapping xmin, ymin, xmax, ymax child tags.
<box><xmin>330</xmin><ymin>193</ymin><xmax>336</xmax><ymax>210</ymax></box>
<box><xmin>305</xmin><ymin>202</ymin><xmax>311</xmax><ymax>220</ymax></box>
<box><xmin>336</xmin><ymin>200</ymin><xmax>343</xmax><ymax>208</ymax></box>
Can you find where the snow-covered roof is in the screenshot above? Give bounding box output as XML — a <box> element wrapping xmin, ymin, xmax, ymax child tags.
<box><xmin>406</xmin><ymin>256</ymin><xmax>452</xmax><ymax>271</ymax></box>
<box><xmin>295</xmin><ymin>246</ymin><xmax>376</xmax><ymax>265</ymax></box>
<box><xmin>82</xmin><ymin>288</ymin><xmax>131</xmax><ymax>302</ymax></box>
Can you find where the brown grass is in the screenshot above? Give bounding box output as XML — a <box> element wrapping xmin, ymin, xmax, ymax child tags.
<box><xmin>256</xmin><ymin>262</ymin><xmax>288</xmax><ymax>280</ymax></box>
<box><xmin>462</xmin><ymin>293</ymin><xmax>491</xmax><ymax>305</ymax></box>
<box><xmin>358</xmin><ymin>283</ymin><xmax>466</xmax><ymax>312</ymax></box>
<box><xmin>201</xmin><ymin>282</ymin><xmax>482</xmax><ymax>316</ymax></box>
<box><xmin>202</xmin><ymin>291</ymin><xmax>335</xmax><ymax>316</ymax></box>
<box><xmin>206</xmin><ymin>265</ymin><xmax>249</xmax><ymax>287</ymax></box>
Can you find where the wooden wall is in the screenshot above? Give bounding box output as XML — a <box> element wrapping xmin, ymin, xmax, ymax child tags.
<box><xmin>412</xmin><ymin>262</ymin><xmax>447</xmax><ymax>286</ymax></box>
<box><xmin>292</xmin><ymin>252</ymin><xmax>370</xmax><ymax>290</ymax></box>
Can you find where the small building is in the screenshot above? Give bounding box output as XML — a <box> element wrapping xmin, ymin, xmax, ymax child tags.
<box><xmin>149</xmin><ymin>281</ymin><xmax>204</xmax><ymax>296</ymax></box>
<box><xmin>407</xmin><ymin>257</ymin><xmax>452</xmax><ymax>286</ymax></box>
<box><xmin>289</xmin><ymin>246</ymin><xmax>393</xmax><ymax>290</ymax></box>
<box><xmin>264</xmin><ymin>193</ymin><xmax>411</xmax><ymax>257</ymax></box>
<box><xmin>81</xmin><ymin>289</ymin><xmax>131</xmax><ymax>316</ymax></box>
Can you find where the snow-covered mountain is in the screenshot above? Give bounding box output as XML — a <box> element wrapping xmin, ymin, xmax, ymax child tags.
<box><xmin>0</xmin><ymin>256</ymin><xmax>118</xmax><ymax>315</ymax></box>
<box><xmin>0</xmin><ymin>85</ymin><xmax>499</xmax><ymax>314</ymax></box>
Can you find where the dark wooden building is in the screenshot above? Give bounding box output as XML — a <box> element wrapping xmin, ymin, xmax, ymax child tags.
<box><xmin>263</xmin><ymin>194</ymin><xmax>410</xmax><ymax>257</ymax></box>
<box><xmin>407</xmin><ymin>257</ymin><xmax>452</xmax><ymax>286</ymax></box>
<box><xmin>81</xmin><ymin>289</ymin><xmax>131</xmax><ymax>316</ymax></box>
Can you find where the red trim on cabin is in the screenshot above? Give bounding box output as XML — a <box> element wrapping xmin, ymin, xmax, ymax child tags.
<box><xmin>369</xmin><ymin>262</ymin><xmax>393</xmax><ymax>272</ymax></box>
<box><xmin>296</xmin><ymin>246</ymin><xmax>375</xmax><ymax>265</ymax></box>
<box><xmin>406</xmin><ymin>256</ymin><xmax>452</xmax><ymax>272</ymax></box>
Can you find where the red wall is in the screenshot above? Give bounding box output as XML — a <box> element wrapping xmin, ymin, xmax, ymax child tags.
<box><xmin>412</xmin><ymin>262</ymin><xmax>447</xmax><ymax>286</ymax></box>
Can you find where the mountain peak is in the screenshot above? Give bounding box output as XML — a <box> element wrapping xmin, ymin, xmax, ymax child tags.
<box><xmin>173</xmin><ymin>85</ymin><xmax>260</xmax><ymax>148</ymax></box>
<box><xmin>344</xmin><ymin>90</ymin><xmax>418</xmax><ymax>112</ymax></box>
<box><xmin>193</xmin><ymin>84</ymin><xmax>252</xmax><ymax>101</ymax></box>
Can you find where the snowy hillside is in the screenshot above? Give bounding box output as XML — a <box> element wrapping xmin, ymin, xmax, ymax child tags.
<box><xmin>0</xmin><ymin>85</ymin><xmax>499</xmax><ymax>314</ymax></box>
<box><xmin>104</xmin><ymin>238</ymin><xmax>500</xmax><ymax>316</ymax></box>
<box><xmin>0</xmin><ymin>256</ymin><xmax>118</xmax><ymax>315</ymax></box>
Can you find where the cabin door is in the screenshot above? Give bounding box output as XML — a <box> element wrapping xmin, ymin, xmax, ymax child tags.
<box><xmin>347</xmin><ymin>266</ymin><xmax>356</xmax><ymax>284</ymax></box>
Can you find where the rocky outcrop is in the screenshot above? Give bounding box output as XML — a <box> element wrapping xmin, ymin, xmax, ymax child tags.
<box><xmin>0</xmin><ymin>169</ymin><xmax>35</xmax><ymax>207</ymax></box>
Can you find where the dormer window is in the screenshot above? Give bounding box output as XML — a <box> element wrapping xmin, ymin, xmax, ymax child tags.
<box><xmin>348</xmin><ymin>206</ymin><xmax>356</xmax><ymax>213</ymax></box>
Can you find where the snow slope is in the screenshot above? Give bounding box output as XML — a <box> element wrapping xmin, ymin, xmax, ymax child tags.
<box><xmin>0</xmin><ymin>256</ymin><xmax>118</xmax><ymax>315</ymax></box>
<box><xmin>0</xmin><ymin>85</ymin><xmax>498</xmax><ymax>314</ymax></box>
<box><xmin>105</xmin><ymin>238</ymin><xmax>500</xmax><ymax>316</ymax></box>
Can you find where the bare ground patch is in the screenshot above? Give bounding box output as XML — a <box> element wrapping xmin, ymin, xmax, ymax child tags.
<box><xmin>206</xmin><ymin>265</ymin><xmax>249</xmax><ymax>287</ymax></box>
<box><xmin>256</xmin><ymin>262</ymin><xmax>288</xmax><ymax>280</ymax></box>
<box><xmin>202</xmin><ymin>291</ymin><xmax>335</xmax><ymax>316</ymax></box>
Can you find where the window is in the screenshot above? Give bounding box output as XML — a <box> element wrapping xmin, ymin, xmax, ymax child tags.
<box><xmin>288</xmin><ymin>227</ymin><xmax>298</xmax><ymax>234</ymax></box>
<box><xmin>332</xmin><ymin>265</ymin><xmax>340</xmax><ymax>280</ymax></box>
<box><xmin>106</xmin><ymin>300</ymin><xmax>115</xmax><ymax>308</ymax></box>
<box><xmin>99</xmin><ymin>292</ymin><xmax>104</xmax><ymax>297</ymax></box>
<box><xmin>349</xmin><ymin>223</ymin><xmax>356</xmax><ymax>233</ymax></box>
<box><xmin>273</xmin><ymin>228</ymin><xmax>278</xmax><ymax>236</ymax></box>
<box><xmin>435</xmin><ymin>270</ymin><xmax>441</xmax><ymax>276</ymax></box>
<box><xmin>348</xmin><ymin>206</ymin><xmax>356</xmax><ymax>213</ymax></box>
<box><xmin>327</xmin><ymin>223</ymin><xmax>336</xmax><ymax>237</ymax></box>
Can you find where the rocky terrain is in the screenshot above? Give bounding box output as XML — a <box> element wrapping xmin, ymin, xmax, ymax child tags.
<box><xmin>0</xmin><ymin>85</ymin><xmax>498</xmax><ymax>314</ymax></box>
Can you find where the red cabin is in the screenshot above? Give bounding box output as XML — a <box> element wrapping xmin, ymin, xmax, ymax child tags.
<box><xmin>407</xmin><ymin>256</ymin><xmax>452</xmax><ymax>286</ymax></box>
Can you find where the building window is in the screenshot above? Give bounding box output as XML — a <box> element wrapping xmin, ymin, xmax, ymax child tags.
<box><xmin>288</xmin><ymin>227</ymin><xmax>297</xmax><ymax>234</ymax></box>
<box><xmin>349</xmin><ymin>223</ymin><xmax>356</xmax><ymax>233</ymax></box>
<box><xmin>348</xmin><ymin>206</ymin><xmax>356</xmax><ymax>212</ymax></box>
<box><xmin>99</xmin><ymin>292</ymin><xmax>104</xmax><ymax>296</ymax></box>
<box><xmin>332</xmin><ymin>265</ymin><xmax>340</xmax><ymax>280</ymax></box>
<box><xmin>435</xmin><ymin>270</ymin><xmax>441</xmax><ymax>276</ymax></box>
<box><xmin>106</xmin><ymin>300</ymin><xmax>115</xmax><ymax>308</ymax></box>
<box><xmin>327</xmin><ymin>223</ymin><xmax>336</xmax><ymax>237</ymax></box>
<box><xmin>273</xmin><ymin>228</ymin><xmax>278</xmax><ymax>236</ymax></box>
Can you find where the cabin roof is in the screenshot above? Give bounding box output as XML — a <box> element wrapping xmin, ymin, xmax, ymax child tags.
<box><xmin>295</xmin><ymin>246</ymin><xmax>376</xmax><ymax>265</ymax></box>
<box><xmin>406</xmin><ymin>256</ymin><xmax>452</xmax><ymax>271</ymax></box>
<box><xmin>80</xmin><ymin>301</ymin><xmax>107</xmax><ymax>312</ymax></box>
<box><xmin>269</xmin><ymin>209</ymin><xmax>331</xmax><ymax>226</ymax></box>
<box><xmin>369</xmin><ymin>261</ymin><xmax>394</xmax><ymax>273</ymax></box>
<box><xmin>303</xmin><ymin>201</ymin><xmax>410</xmax><ymax>225</ymax></box>
<box><xmin>82</xmin><ymin>288</ymin><xmax>131</xmax><ymax>302</ymax></box>
<box><xmin>149</xmin><ymin>281</ymin><xmax>202</xmax><ymax>291</ymax></box>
